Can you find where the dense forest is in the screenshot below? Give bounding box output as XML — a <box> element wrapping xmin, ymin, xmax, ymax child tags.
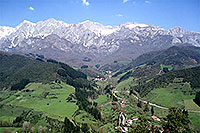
<box><xmin>0</xmin><ymin>52</ymin><xmax>90</xmax><ymax>90</ymax></box>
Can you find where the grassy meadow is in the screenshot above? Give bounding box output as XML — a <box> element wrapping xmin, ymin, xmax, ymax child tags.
<box><xmin>160</xmin><ymin>64</ymin><xmax>173</xmax><ymax>71</ymax></box>
<box><xmin>143</xmin><ymin>82</ymin><xmax>195</xmax><ymax>109</ymax></box>
<box><xmin>142</xmin><ymin>81</ymin><xmax>200</xmax><ymax>128</ymax></box>
<box><xmin>116</xmin><ymin>77</ymin><xmax>135</xmax><ymax>91</ymax></box>
<box><xmin>94</xmin><ymin>95</ymin><xmax>109</xmax><ymax>105</ymax></box>
<box><xmin>0</xmin><ymin>82</ymin><xmax>78</xmax><ymax>121</ymax></box>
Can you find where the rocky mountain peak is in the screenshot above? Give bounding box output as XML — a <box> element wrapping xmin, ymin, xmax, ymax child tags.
<box><xmin>0</xmin><ymin>18</ymin><xmax>199</xmax><ymax>64</ymax></box>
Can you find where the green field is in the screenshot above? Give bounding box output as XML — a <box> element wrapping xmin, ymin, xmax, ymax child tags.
<box><xmin>142</xmin><ymin>81</ymin><xmax>200</xmax><ymax>128</ymax></box>
<box><xmin>160</xmin><ymin>64</ymin><xmax>173</xmax><ymax>71</ymax></box>
<box><xmin>143</xmin><ymin>83</ymin><xmax>195</xmax><ymax>109</ymax></box>
<box><xmin>116</xmin><ymin>77</ymin><xmax>136</xmax><ymax>91</ymax></box>
<box><xmin>184</xmin><ymin>99</ymin><xmax>200</xmax><ymax>111</ymax></box>
<box><xmin>94</xmin><ymin>95</ymin><xmax>108</xmax><ymax>104</ymax></box>
<box><xmin>1</xmin><ymin>82</ymin><xmax>78</xmax><ymax>120</ymax></box>
<box><xmin>0</xmin><ymin>105</ymin><xmax>31</xmax><ymax>123</ymax></box>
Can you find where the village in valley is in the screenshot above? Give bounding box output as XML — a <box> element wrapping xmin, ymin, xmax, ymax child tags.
<box><xmin>114</xmin><ymin>92</ymin><xmax>163</xmax><ymax>132</ymax></box>
<box><xmin>115</xmin><ymin>99</ymin><xmax>162</xmax><ymax>132</ymax></box>
<box><xmin>92</xmin><ymin>70</ymin><xmax>165</xmax><ymax>132</ymax></box>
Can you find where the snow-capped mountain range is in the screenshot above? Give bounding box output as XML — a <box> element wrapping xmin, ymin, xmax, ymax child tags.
<box><xmin>0</xmin><ymin>18</ymin><xmax>200</xmax><ymax>65</ymax></box>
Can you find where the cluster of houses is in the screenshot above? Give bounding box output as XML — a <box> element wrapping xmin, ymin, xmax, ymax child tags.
<box><xmin>151</xmin><ymin>115</ymin><xmax>161</xmax><ymax>122</ymax></box>
<box><xmin>115</xmin><ymin>111</ymin><xmax>161</xmax><ymax>132</ymax></box>
<box><xmin>126</xmin><ymin>117</ymin><xmax>139</xmax><ymax>127</ymax></box>
<box><xmin>94</xmin><ymin>76</ymin><xmax>106</xmax><ymax>81</ymax></box>
<box><xmin>93</xmin><ymin>70</ymin><xmax>113</xmax><ymax>81</ymax></box>
<box><xmin>115</xmin><ymin>126</ymin><xmax>128</xmax><ymax>132</ymax></box>
<box><xmin>105</xmin><ymin>70</ymin><xmax>112</xmax><ymax>74</ymax></box>
<box><xmin>115</xmin><ymin>112</ymin><xmax>139</xmax><ymax>132</ymax></box>
<box><xmin>120</xmin><ymin>100</ymin><xmax>128</xmax><ymax>108</ymax></box>
<box><xmin>105</xmin><ymin>70</ymin><xmax>112</xmax><ymax>78</ymax></box>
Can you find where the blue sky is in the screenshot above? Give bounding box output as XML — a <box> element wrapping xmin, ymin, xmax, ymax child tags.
<box><xmin>0</xmin><ymin>0</ymin><xmax>199</xmax><ymax>32</ymax></box>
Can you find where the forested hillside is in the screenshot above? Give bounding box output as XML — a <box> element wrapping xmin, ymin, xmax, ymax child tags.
<box><xmin>132</xmin><ymin>65</ymin><xmax>200</xmax><ymax>97</ymax></box>
<box><xmin>114</xmin><ymin>45</ymin><xmax>200</xmax><ymax>82</ymax></box>
<box><xmin>128</xmin><ymin>45</ymin><xmax>200</xmax><ymax>69</ymax></box>
<box><xmin>0</xmin><ymin>52</ymin><xmax>89</xmax><ymax>90</ymax></box>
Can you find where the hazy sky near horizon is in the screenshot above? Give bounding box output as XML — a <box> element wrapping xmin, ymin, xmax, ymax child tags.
<box><xmin>0</xmin><ymin>0</ymin><xmax>199</xmax><ymax>32</ymax></box>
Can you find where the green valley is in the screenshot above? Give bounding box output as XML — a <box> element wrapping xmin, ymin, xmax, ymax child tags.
<box><xmin>1</xmin><ymin>46</ymin><xmax>200</xmax><ymax>132</ymax></box>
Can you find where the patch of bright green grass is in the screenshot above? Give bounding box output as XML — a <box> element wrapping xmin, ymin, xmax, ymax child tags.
<box><xmin>160</xmin><ymin>64</ymin><xmax>173</xmax><ymax>71</ymax></box>
<box><xmin>143</xmin><ymin>85</ymin><xmax>195</xmax><ymax>108</ymax></box>
<box><xmin>153</xmin><ymin>107</ymin><xmax>169</xmax><ymax>118</ymax></box>
<box><xmin>94</xmin><ymin>95</ymin><xmax>108</xmax><ymax>104</ymax></box>
<box><xmin>184</xmin><ymin>99</ymin><xmax>200</xmax><ymax>111</ymax></box>
<box><xmin>6</xmin><ymin>82</ymin><xmax>78</xmax><ymax>120</ymax></box>
<box><xmin>116</xmin><ymin>77</ymin><xmax>135</xmax><ymax>91</ymax></box>
<box><xmin>101</xmin><ymin>103</ymin><xmax>119</xmax><ymax>122</ymax></box>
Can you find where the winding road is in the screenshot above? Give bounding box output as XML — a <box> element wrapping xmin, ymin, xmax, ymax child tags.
<box><xmin>113</xmin><ymin>90</ymin><xmax>200</xmax><ymax>113</ymax></box>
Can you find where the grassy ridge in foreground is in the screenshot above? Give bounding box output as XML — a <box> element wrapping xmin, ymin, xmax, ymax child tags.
<box><xmin>1</xmin><ymin>82</ymin><xmax>78</xmax><ymax>121</ymax></box>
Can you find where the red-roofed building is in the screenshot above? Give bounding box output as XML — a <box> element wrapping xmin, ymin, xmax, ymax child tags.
<box><xmin>151</xmin><ymin>116</ymin><xmax>161</xmax><ymax>122</ymax></box>
<box><xmin>131</xmin><ymin>117</ymin><xmax>139</xmax><ymax>121</ymax></box>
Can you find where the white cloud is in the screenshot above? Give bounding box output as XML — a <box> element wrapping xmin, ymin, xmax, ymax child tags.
<box><xmin>145</xmin><ymin>0</ymin><xmax>150</xmax><ymax>4</ymax></box>
<box><xmin>116</xmin><ymin>14</ymin><xmax>123</xmax><ymax>17</ymax></box>
<box><xmin>29</xmin><ymin>6</ymin><xmax>34</xmax><ymax>11</ymax></box>
<box><xmin>123</xmin><ymin>0</ymin><xmax>129</xmax><ymax>3</ymax></box>
<box><xmin>82</xmin><ymin>0</ymin><xmax>90</xmax><ymax>6</ymax></box>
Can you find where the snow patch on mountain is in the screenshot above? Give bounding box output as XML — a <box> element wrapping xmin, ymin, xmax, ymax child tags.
<box><xmin>0</xmin><ymin>18</ymin><xmax>200</xmax><ymax>56</ymax></box>
<box><xmin>121</xmin><ymin>22</ymin><xmax>149</xmax><ymax>30</ymax></box>
<box><xmin>78</xmin><ymin>20</ymin><xmax>119</xmax><ymax>36</ymax></box>
<box><xmin>0</xmin><ymin>26</ymin><xmax>16</xmax><ymax>39</ymax></box>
